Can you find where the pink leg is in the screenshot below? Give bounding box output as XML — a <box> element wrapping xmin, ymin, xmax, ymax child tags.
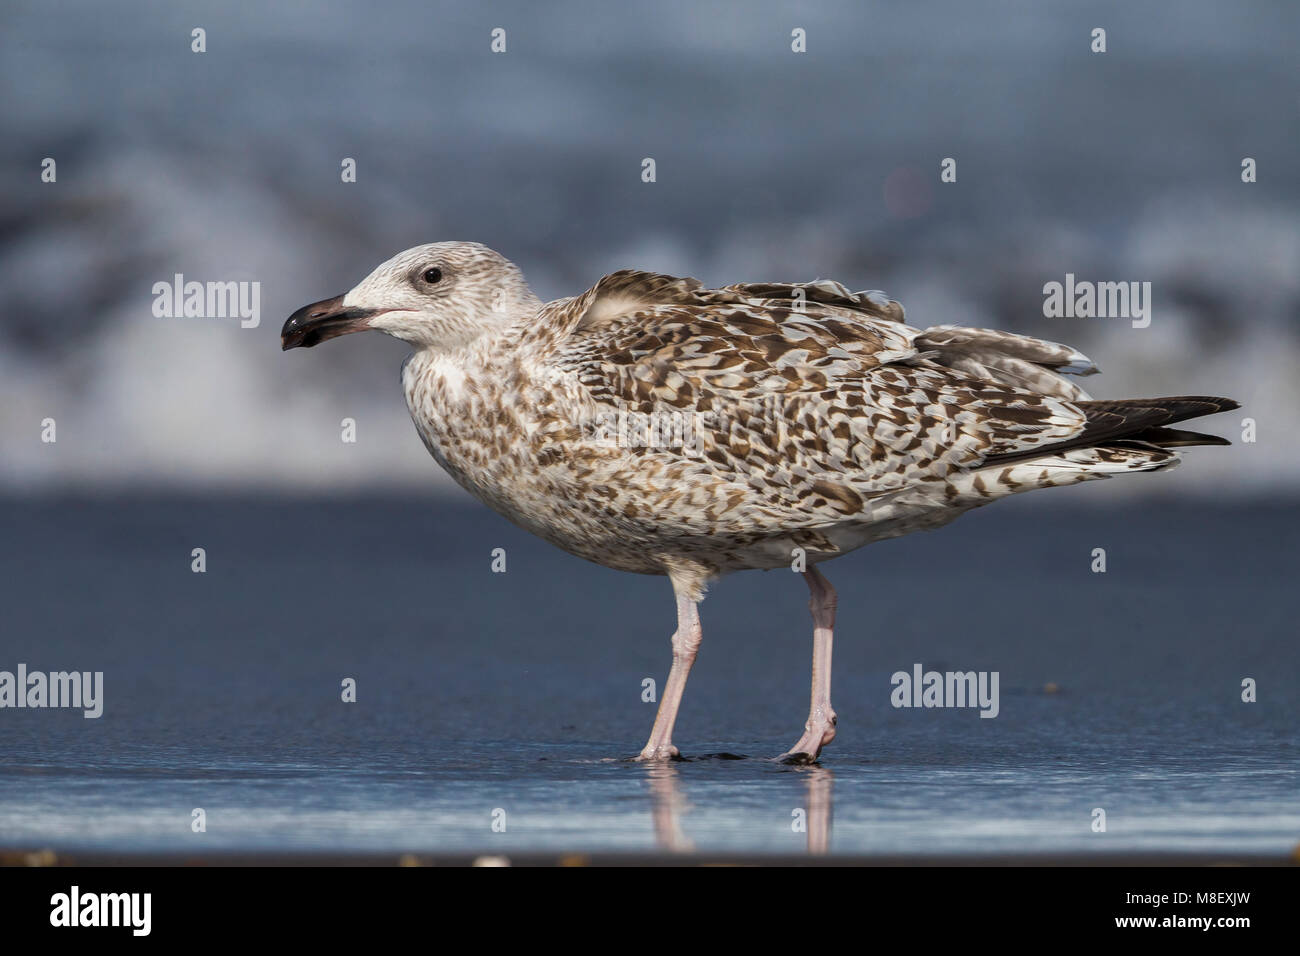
<box><xmin>780</xmin><ymin>565</ymin><xmax>838</xmax><ymax>762</ymax></box>
<box><xmin>638</xmin><ymin>581</ymin><xmax>702</xmax><ymax>760</ymax></box>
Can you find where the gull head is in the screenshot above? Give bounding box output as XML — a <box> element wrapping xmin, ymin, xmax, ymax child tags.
<box><xmin>281</xmin><ymin>241</ymin><xmax>539</xmax><ymax>351</ymax></box>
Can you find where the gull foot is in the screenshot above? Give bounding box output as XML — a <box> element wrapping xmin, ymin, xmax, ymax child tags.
<box><xmin>636</xmin><ymin>744</ymin><xmax>681</xmax><ymax>761</ymax></box>
<box><xmin>778</xmin><ymin>750</ymin><xmax>820</xmax><ymax>765</ymax></box>
<box><xmin>778</xmin><ymin>716</ymin><xmax>837</xmax><ymax>763</ymax></box>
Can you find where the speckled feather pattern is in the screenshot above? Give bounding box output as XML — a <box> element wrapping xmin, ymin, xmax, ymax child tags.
<box><xmin>400</xmin><ymin>268</ymin><xmax>1180</xmax><ymax>599</ymax></box>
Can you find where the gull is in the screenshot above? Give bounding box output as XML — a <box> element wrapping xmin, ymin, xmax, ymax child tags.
<box><xmin>282</xmin><ymin>242</ymin><xmax>1237</xmax><ymax>762</ymax></box>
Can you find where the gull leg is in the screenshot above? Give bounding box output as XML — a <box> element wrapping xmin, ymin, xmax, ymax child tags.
<box><xmin>638</xmin><ymin>579</ymin><xmax>702</xmax><ymax>761</ymax></box>
<box><xmin>781</xmin><ymin>565</ymin><xmax>838</xmax><ymax>763</ymax></box>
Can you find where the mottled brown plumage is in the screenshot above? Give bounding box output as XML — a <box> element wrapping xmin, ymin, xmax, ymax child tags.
<box><xmin>283</xmin><ymin>242</ymin><xmax>1238</xmax><ymax>761</ymax></box>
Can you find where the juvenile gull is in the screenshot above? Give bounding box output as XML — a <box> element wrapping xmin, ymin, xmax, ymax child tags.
<box><xmin>282</xmin><ymin>242</ymin><xmax>1237</xmax><ymax>762</ymax></box>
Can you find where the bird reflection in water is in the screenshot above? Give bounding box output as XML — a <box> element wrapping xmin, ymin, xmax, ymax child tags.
<box><xmin>645</xmin><ymin>762</ymin><xmax>694</xmax><ymax>852</ymax></box>
<box><xmin>643</xmin><ymin>761</ymin><xmax>834</xmax><ymax>855</ymax></box>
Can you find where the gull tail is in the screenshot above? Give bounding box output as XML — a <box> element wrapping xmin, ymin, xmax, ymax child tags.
<box><xmin>985</xmin><ymin>395</ymin><xmax>1240</xmax><ymax>467</ymax></box>
<box><xmin>1074</xmin><ymin>396</ymin><xmax>1240</xmax><ymax>449</ymax></box>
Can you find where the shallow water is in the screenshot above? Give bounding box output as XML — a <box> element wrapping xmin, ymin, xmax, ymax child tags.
<box><xmin>0</xmin><ymin>496</ymin><xmax>1295</xmax><ymax>856</ymax></box>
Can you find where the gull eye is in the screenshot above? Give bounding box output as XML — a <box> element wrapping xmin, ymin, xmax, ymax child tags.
<box><xmin>422</xmin><ymin>267</ymin><xmax>443</xmax><ymax>284</ymax></box>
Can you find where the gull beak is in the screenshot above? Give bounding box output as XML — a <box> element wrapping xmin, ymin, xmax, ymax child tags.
<box><xmin>281</xmin><ymin>295</ymin><xmax>376</xmax><ymax>350</ymax></box>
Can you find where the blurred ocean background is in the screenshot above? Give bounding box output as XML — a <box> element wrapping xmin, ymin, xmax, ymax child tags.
<box><xmin>1</xmin><ymin>0</ymin><xmax>1296</xmax><ymax>494</ymax></box>
<box><xmin>1</xmin><ymin>1</ymin><xmax>1297</xmax><ymax>858</ymax></box>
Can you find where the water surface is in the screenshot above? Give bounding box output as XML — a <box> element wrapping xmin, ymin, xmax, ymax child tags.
<box><xmin>0</xmin><ymin>496</ymin><xmax>1295</xmax><ymax>857</ymax></box>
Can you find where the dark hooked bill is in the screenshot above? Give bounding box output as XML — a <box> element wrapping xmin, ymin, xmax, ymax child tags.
<box><xmin>280</xmin><ymin>295</ymin><xmax>375</xmax><ymax>350</ymax></box>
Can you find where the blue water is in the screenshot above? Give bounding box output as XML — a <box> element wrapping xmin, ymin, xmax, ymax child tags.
<box><xmin>1</xmin><ymin>496</ymin><xmax>1295</xmax><ymax>856</ymax></box>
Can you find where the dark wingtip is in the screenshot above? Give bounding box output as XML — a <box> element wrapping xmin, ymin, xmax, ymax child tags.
<box><xmin>1166</xmin><ymin>396</ymin><xmax>1239</xmax><ymax>414</ymax></box>
<box><xmin>1129</xmin><ymin>426</ymin><xmax>1233</xmax><ymax>448</ymax></box>
<box><xmin>1186</xmin><ymin>396</ymin><xmax>1241</xmax><ymax>414</ymax></box>
<box><xmin>1166</xmin><ymin>396</ymin><xmax>1241</xmax><ymax>415</ymax></box>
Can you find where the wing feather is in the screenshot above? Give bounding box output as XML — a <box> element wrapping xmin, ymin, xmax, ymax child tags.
<box><xmin>535</xmin><ymin>271</ymin><xmax>1099</xmax><ymax>526</ymax></box>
